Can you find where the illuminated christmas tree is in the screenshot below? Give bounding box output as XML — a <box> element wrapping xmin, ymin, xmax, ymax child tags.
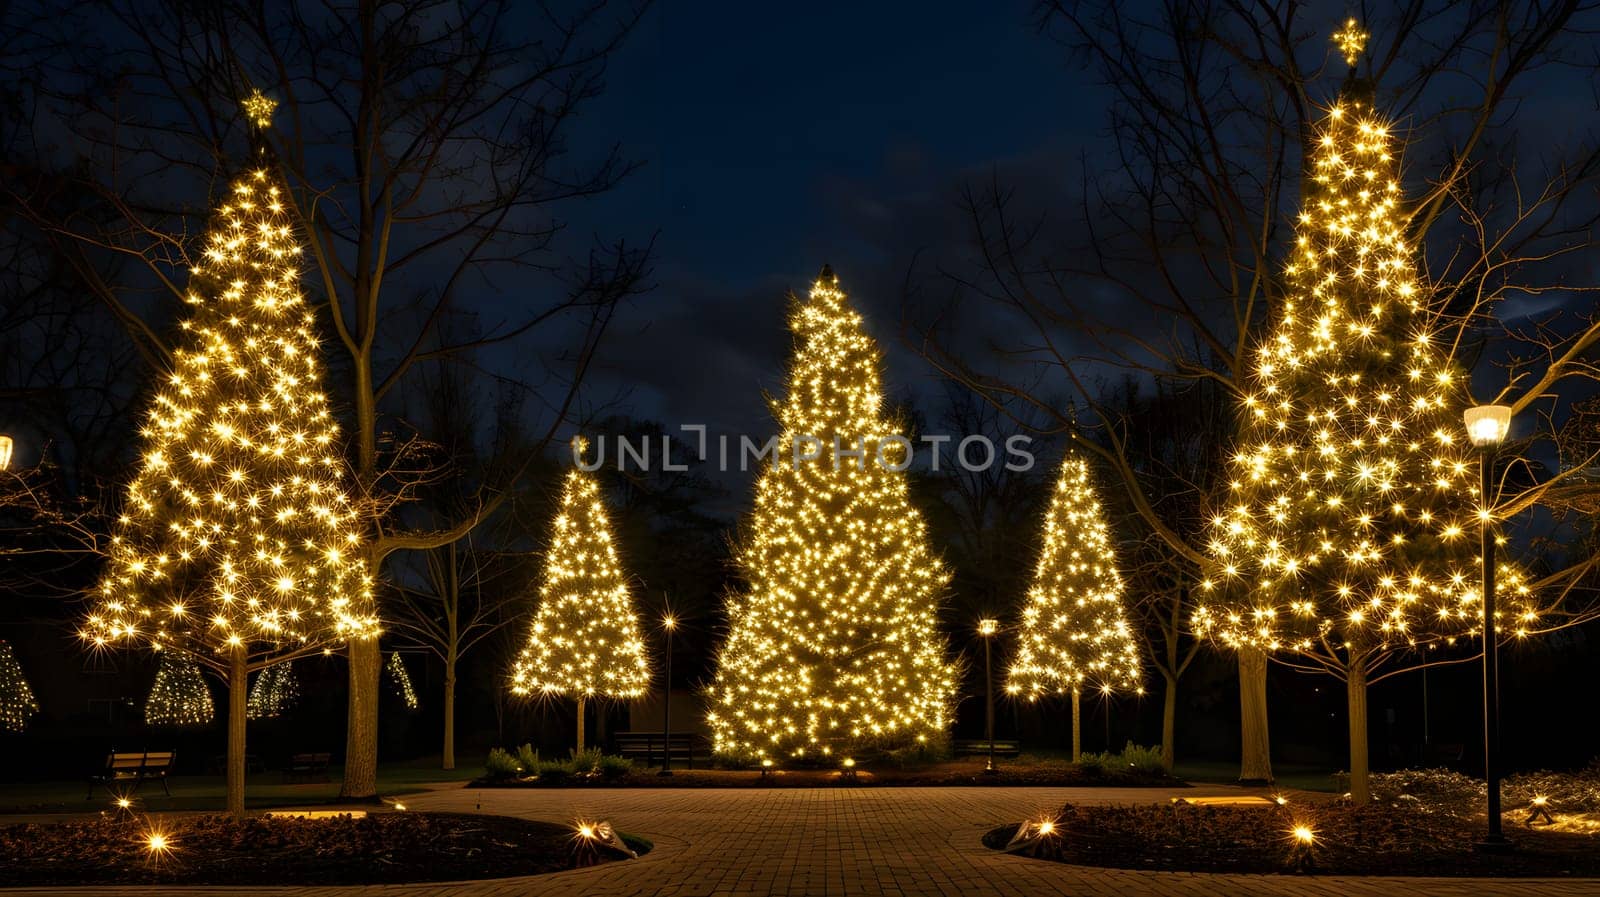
<box><xmin>509</xmin><ymin>452</ymin><xmax>650</xmax><ymax>751</ymax></box>
<box><xmin>708</xmin><ymin>267</ymin><xmax>955</xmax><ymax>764</ymax></box>
<box><xmin>1007</xmin><ymin>453</ymin><xmax>1142</xmax><ymax>760</ymax></box>
<box><xmin>145</xmin><ymin>650</ymin><xmax>215</xmax><ymax>727</ymax></box>
<box><xmin>387</xmin><ymin>652</ymin><xmax>419</xmax><ymax>711</ymax></box>
<box><xmin>0</xmin><ymin>640</ymin><xmax>39</xmax><ymax>732</ymax></box>
<box><xmin>1194</xmin><ymin>22</ymin><xmax>1532</xmax><ymax>803</ymax></box>
<box><xmin>82</xmin><ymin>90</ymin><xmax>378</xmax><ymax>815</ymax></box>
<box><xmin>247</xmin><ymin>661</ymin><xmax>298</xmax><ymax>720</ymax></box>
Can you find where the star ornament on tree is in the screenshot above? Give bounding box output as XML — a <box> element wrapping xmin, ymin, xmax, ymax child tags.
<box><xmin>241</xmin><ymin>89</ymin><xmax>278</xmax><ymax>129</ymax></box>
<box><xmin>1333</xmin><ymin>18</ymin><xmax>1368</xmax><ymax>67</ymax></box>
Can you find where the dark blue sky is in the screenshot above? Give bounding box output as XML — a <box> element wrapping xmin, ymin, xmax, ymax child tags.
<box><xmin>556</xmin><ymin>2</ymin><xmax>1101</xmax><ymax>441</ymax></box>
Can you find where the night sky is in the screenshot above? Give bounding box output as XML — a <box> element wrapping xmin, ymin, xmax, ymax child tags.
<box><xmin>560</xmin><ymin>2</ymin><xmax>1103</xmax><ymax>447</ymax></box>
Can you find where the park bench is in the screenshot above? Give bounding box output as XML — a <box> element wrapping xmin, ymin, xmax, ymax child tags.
<box><xmin>87</xmin><ymin>750</ymin><xmax>176</xmax><ymax>799</ymax></box>
<box><xmin>613</xmin><ymin>732</ymin><xmax>710</xmax><ymax>769</ymax></box>
<box><xmin>953</xmin><ymin>739</ymin><xmax>1021</xmax><ymax>759</ymax></box>
<box><xmin>283</xmin><ymin>752</ymin><xmax>332</xmax><ymax>783</ymax></box>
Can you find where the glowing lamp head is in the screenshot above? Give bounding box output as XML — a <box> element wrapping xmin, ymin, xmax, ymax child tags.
<box><xmin>1035</xmin><ymin>819</ymin><xmax>1056</xmax><ymax>836</ymax></box>
<box><xmin>0</xmin><ymin>434</ymin><xmax>12</xmax><ymax>470</ymax></box>
<box><xmin>978</xmin><ymin>618</ymin><xmax>998</xmax><ymax>637</ymax></box>
<box><xmin>576</xmin><ymin>822</ymin><xmax>596</xmax><ymax>839</ymax></box>
<box><xmin>116</xmin><ymin>797</ymin><xmax>133</xmax><ymax>810</ymax></box>
<box><xmin>1293</xmin><ymin>825</ymin><xmax>1315</xmax><ymax>845</ymax></box>
<box><xmin>842</xmin><ymin>757</ymin><xmax>855</xmax><ymax>769</ymax></box>
<box><xmin>1463</xmin><ymin>405</ymin><xmax>1511</xmax><ymax>448</ymax></box>
<box><xmin>662</xmin><ymin>615</ymin><xmax>677</xmax><ymax>631</ymax></box>
<box><xmin>1532</xmin><ymin>795</ymin><xmax>1548</xmax><ymax>806</ymax></box>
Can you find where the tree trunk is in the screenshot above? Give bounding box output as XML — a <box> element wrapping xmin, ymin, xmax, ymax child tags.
<box><xmin>594</xmin><ymin>698</ymin><xmax>607</xmax><ymax>750</ymax></box>
<box><xmin>226</xmin><ymin>647</ymin><xmax>247</xmax><ymax>818</ymax></box>
<box><xmin>441</xmin><ymin>656</ymin><xmax>457</xmax><ymax>771</ymax></box>
<box><xmin>1160</xmin><ymin>669</ymin><xmax>1178</xmax><ymax>773</ymax></box>
<box><xmin>1347</xmin><ymin>655</ymin><xmax>1371</xmax><ymax>805</ymax></box>
<box><xmin>1238</xmin><ymin>647</ymin><xmax>1274</xmax><ymax>784</ymax></box>
<box><xmin>340</xmin><ymin>638</ymin><xmax>380</xmax><ymax>799</ymax></box>
<box><xmin>575</xmin><ymin>696</ymin><xmax>586</xmax><ymax>754</ymax></box>
<box><xmin>1070</xmin><ymin>688</ymin><xmax>1082</xmax><ymax>762</ymax></box>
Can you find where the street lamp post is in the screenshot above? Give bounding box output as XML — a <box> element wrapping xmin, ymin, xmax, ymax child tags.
<box><xmin>659</xmin><ymin>614</ymin><xmax>676</xmax><ymax>776</ymax></box>
<box><xmin>1464</xmin><ymin>403</ymin><xmax>1512</xmax><ymax>851</ymax></box>
<box><xmin>978</xmin><ymin>618</ymin><xmax>999</xmax><ymax>775</ymax></box>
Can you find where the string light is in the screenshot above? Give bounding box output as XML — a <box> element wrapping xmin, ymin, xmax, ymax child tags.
<box><xmin>145</xmin><ymin>650</ymin><xmax>214</xmax><ymax>726</ymax></box>
<box><xmin>509</xmin><ymin>454</ymin><xmax>651</xmax><ymax>701</ymax></box>
<box><xmin>80</xmin><ymin>99</ymin><xmax>378</xmax><ymax>674</ymax></box>
<box><xmin>247</xmin><ymin>660</ymin><xmax>298</xmax><ymax>720</ymax></box>
<box><xmin>0</xmin><ymin>639</ymin><xmax>39</xmax><ymax>732</ymax></box>
<box><xmin>707</xmin><ymin>267</ymin><xmax>955</xmax><ymax>763</ymax></box>
<box><xmin>1007</xmin><ymin>454</ymin><xmax>1143</xmax><ymax>700</ymax></box>
<box><xmin>1194</xmin><ymin>19</ymin><xmax>1533</xmax><ymax>665</ymax></box>
<box><xmin>387</xmin><ymin>652</ymin><xmax>419</xmax><ymax>711</ymax></box>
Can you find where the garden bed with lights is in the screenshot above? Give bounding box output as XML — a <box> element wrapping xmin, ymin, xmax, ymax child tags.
<box><xmin>472</xmin><ymin>743</ymin><xmax>1182</xmax><ymax>788</ymax></box>
<box><xmin>475</xmin><ymin>762</ymin><xmax>1179</xmax><ymax>788</ymax></box>
<box><xmin>984</xmin><ymin>768</ymin><xmax>1600</xmax><ymax>877</ymax></box>
<box><xmin>0</xmin><ymin>811</ymin><xmax>649</xmax><ymax>886</ymax></box>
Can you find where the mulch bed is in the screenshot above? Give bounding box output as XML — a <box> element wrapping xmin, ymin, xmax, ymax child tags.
<box><xmin>473</xmin><ymin>759</ymin><xmax>1180</xmax><ymax>789</ymax></box>
<box><xmin>984</xmin><ymin>800</ymin><xmax>1600</xmax><ymax>877</ymax></box>
<box><xmin>0</xmin><ymin>811</ymin><xmax>647</xmax><ymax>885</ymax></box>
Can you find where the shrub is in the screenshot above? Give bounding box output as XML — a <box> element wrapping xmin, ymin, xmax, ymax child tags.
<box><xmin>484</xmin><ymin>748</ymin><xmax>521</xmax><ymax>780</ymax></box>
<box><xmin>597</xmin><ymin>753</ymin><xmax>633</xmax><ymax>780</ymax></box>
<box><xmin>1076</xmin><ymin>752</ymin><xmax>1108</xmax><ymax>775</ymax></box>
<box><xmin>1117</xmin><ymin>741</ymin><xmax>1166</xmax><ymax>776</ymax></box>
<box><xmin>536</xmin><ymin>759</ymin><xmax>573</xmax><ymax>783</ymax></box>
<box><xmin>515</xmin><ymin>744</ymin><xmax>540</xmax><ymax>775</ymax></box>
<box><xmin>569</xmin><ymin>747</ymin><xmax>604</xmax><ymax>775</ymax></box>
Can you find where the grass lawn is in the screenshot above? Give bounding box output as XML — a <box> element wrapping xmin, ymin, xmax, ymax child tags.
<box><xmin>0</xmin><ymin>756</ymin><xmax>475</xmax><ymax>814</ymax></box>
<box><xmin>1175</xmin><ymin>759</ymin><xmax>1340</xmax><ymax>792</ymax></box>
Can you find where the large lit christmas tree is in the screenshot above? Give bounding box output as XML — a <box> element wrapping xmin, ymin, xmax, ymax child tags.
<box><xmin>82</xmin><ymin>90</ymin><xmax>378</xmax><ymax>815</ymax></box>
<box><xmin>145</xmin><ymin>650</ymin><xmax>215</xmax><ymax>727</ymax></box>
<box><xmin>1194</xmin><ymin>22</ymin><xmax>1533</xmax><ymax>803</ymax></box>
<box><xmin>708</xmin><ymin>267</ymin><xmax>955</xmax><ymax>765</ymax></box>
<box><xmin>1007</xmin><ymin>452</ymin><xmax>1142</xmax><ymax>760</ymax></box>
<box><xmin>0</xmin><ymin>639</ymin><xmax>39</xmax><ymax>732</ymax></box>
<box><xmin>509</xmin><ymin>450</ymin><xmax>650</xmax><ymax>751</ymax></box>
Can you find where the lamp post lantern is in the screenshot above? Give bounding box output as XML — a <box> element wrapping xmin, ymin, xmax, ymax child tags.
<box><xmin>978</xmin><ymin>618</ymin><xmax>999</xmax><ymax>775</ymax></box>
<box><xmin>1464</xmin><ymin>403</ymin><xmax>1512</xmax><ymax>851</ymax></box>
<box><xmin>0</xmin><ymin>434</ymin><xmax>13</xmax><ymax>471</ymax></box>
<box><xmin>659</xmin><ymin>613</ymin><xmax>676</xmax><ymax>776</ymax></box>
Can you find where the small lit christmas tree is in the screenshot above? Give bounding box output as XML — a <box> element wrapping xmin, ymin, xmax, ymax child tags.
<box><xmin>0</xmin><ymin>640</ymin><xmax>39</xmax><ymax>732</ymax></box>
<box><xmin>1194</xmin><ymin>21</ymin><xmax>1533</xmax><ymax>803</ymax></box>
<box><xmin>708</xmin><ymin>267</ymin><xmax>955</xmax><ymax>764</ymax></box>
<box><xmin>509</xmin><ymin>450</ymin><xmax>650</xmax><ymax>751</ymax></box>
<box><xmin>82</xmin><ymin>89</ymin><xmax>378</xmax><ymax>815</ymax></box>
<box><xmin>1007</xmin><ymin>452</ymin><xmax>1142</xmax><ymax>760</ymax></box>
<box><xmin>146</xmin><ymin>650</ymin><xmax>215</xmax><ymax>727</ymax></box>
<box><xmin>387</xmin><ymin>652</ymin><xmax>419</xmax><ymax>711</ymax></box>
<box><xmin>247</xmin><ymin>661</ymin><xmax>298</xmax><ymax>720</ymax></box>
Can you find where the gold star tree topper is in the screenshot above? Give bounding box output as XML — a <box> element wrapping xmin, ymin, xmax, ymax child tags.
<box><xmin>241</xmin><ymin>89</ymin><xmax>277</xmax><ymax>129</ymax></box>
<box><xmin>1333</xmin><ymin>18</ymin><xmax>1368</xmax><ymax>67</ymax></box>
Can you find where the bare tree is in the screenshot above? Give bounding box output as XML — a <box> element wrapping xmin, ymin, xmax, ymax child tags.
<box><xmin>387</xmin><ymin>360</ymin><xmax>539</xmax><ymax>770</ymax></box>
<box><xmin>909</xmin><ymin>1</ymin><xmax>1600</xmax><ymax>788</ymax></box>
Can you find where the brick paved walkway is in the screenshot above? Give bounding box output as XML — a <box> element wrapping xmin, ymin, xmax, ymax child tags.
<box><xmin>6</xmin><ymin>784</ymin><xmax>1598</xmax><ymax>896</ymax></box>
